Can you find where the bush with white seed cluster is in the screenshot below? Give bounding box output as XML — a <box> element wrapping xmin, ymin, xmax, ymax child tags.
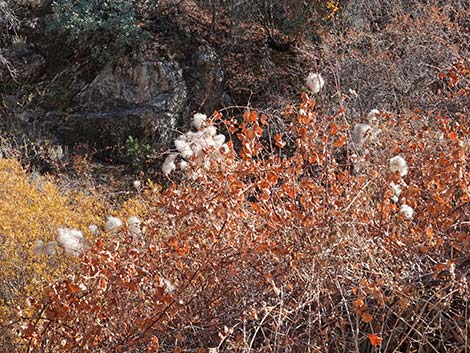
<box><xmin>351</xmin><ymin>109</ymin><xmax>382</xmax><ymax>149</ymax></box>
<box><xmin>162</xmin><ymin>113</ymin><xmax>228</xmax><ymax>178</ymax></box>
<box><xmin>350</xmin><ymin>115</ymin><xmax>415</xmax><ymax>220</ymax></box>
<box><xmin>33</xmin><ymin>215</ymin><xmax>142</xmax><ymax>260</ymax></box>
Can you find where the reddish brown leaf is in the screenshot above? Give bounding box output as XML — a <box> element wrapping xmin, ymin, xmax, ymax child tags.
<box><xmin>67</xmin><ymin>282</ymin><xmax>80</xmax><ymax>294</ymax></box>
<box><xmin>99</xmin><ymin>277</ymin><xmax>107</xmax><ymax>291</ymax></box>
<box><xmin>330</xmin><ymin>123</ymin><xmax>339</xmax><ymax>136</ymax></box>
<box><xmin>361</xmin><ymin>312</ymin><xmax>373</xmax><ymax>323</ymax></box>
<box><xmin>274</xmin><ymin>134</ymin><xmax>286</xmax><ymax>148</ymax></box>
<box><xmin>367</xmin><ymin>334</ymin><xmax>383</xmax><ymax>346</ymax></box>
<box><xmin>260</xmin><ymin>114</ymin><xmax>269</xmax><ymax>126</ymax></box>
<box><xmin>146</xmin><ymin>336</ymin><xmax>159</xmax><ymax>353</ymax></box>
<box><xmin>448</xmin><ymin>131</ymin><xmax>458</xmax><ymax>141</ymax></box>
<box><xmin>333</xmin><ymin>135</ymin><xmax>346</xmax><ymax>147</ymax></box>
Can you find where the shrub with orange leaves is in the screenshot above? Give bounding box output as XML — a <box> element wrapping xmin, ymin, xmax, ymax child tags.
<box><xmin>13</xmin><ymin>70</ymin><xmax>469</xmax><ymax>352</ymax></box>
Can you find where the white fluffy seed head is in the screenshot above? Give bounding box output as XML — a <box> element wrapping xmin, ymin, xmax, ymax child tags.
<box><xmin>367</xmin><ymin>109</ymin><xmax>380</xmax><ymax>124</ymax></box>
<box><xmin>400</xmin><ymin>204</ymin><xmax>414</xmax><ymax>220</ymax></box>
<box><xmin>390</xmin><ymin>181</ymin><xmax>402</xmax><ymax>203</ymax></box>
<box><xmin>390</xmin><ymin>155</ymin><xmax>409</xmax><ymax>177</ymax></box>
<box><xmin>352</xmin><ymin>123</ymin><xmax>372</xmax><ymax>146</ymax></box>
<box><xmin>33</xmin><ymin>240</ymin><xmax>44</xmax><ymax>255</ymax></box>
<box><xmin>179</xmin><ymin>160</ymin><xmax>188</xmax><ymax>170</ymax></box>
<box><xmin>191</xmin><ymin>142</ymin><xmax>203</xmax><ymax>157</ymax></box>
<box><xmin>204</xmin><ymin>126</ymin><xmax>217</xmax><ymax>137</ymax></box>
<box><xmin>390</xmin><ymin>181</ymin><xmax>402</xmax><ymax>197</ymax></box>
<box><xmin>213</xmin><ymin>134</ymin><xmax>226</xmax><ymax>148</ymax></box>
<box><xmin>162</xmin><ymin>161</ymin><xmax>176</xmax><ymax>176</ymax></box>
<box><xmin>56</xmin><ymin>228</ymin><xmax>84</xmax><ymax>256</ymax></box>
<box><xmin>174</xmin><ymin>139</ymin><xmax>194</xmax><ymax>158</ymax></box>
<box><xmin>160</xmin><ymin>277</ymin><xmax>175</xmax><ymax>294</ymax></box>
<box><xmin>192</xmin><ymin>113</ymin><xmax>207</xmax><ymax>129</ymax></box>
<box><xmin>305</xmin><ymin>73</ymin><xmax>325</xmax><ymax>94</ymax></box>
<box><xmin>105</xmin><ymin>216</ymin><xmax>123</xmax><ymax>233</ymax></box>
<box><xmin>133</xmin><ymin>180</ymin><xmax>141</xmax><ymax>189</ymax></box>
<box><xmin>174</xmin><ymin>139</ymin><xmax>187</xmax><ymax>152</ymax></box>
<box><xmin>162</xmin><ymin>152</ymin><xmax>178</xmax><ymax>176</ymax></box>
<box><xmin>203</xmin><ymin>158</ymin><xmax>212</xmax><ymax>170</ymax></box>
<box><xmin>127</xmin><ymin>216</ymin><xmax>141</xmax><ymax>236</ymax></box>
<box><xmin>88</xmin><ymin>224</ymin><xmax>99</xmax><ymax>235</ymax></box>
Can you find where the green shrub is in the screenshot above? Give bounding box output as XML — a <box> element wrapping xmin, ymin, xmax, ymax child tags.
<box><xmin>48</xmin><ymin>0</ymin><xmax>150</xmax><ymax>63</ymax></box>
<box><xmin>126</xmin><ymin>135</ymin><xmax>152</xmax><ymax>170</ymax></box>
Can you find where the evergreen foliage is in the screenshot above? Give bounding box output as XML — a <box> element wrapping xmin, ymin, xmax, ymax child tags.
<box><xmin>48</xmin><ymin>0</ymin><xmax>150</xmax><ymax>63</ymax></box>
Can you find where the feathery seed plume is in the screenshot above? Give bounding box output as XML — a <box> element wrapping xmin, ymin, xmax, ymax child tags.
<box><xmin>305</xmin><ymin>73</ymin><xmax>325</xmax><ymax>94</ymax></box>
<box><xmin>162</xmin><ymin>153</ymin><xmax>178</xmax><ymax>176</ymax></box>
<box><xmin>56</xmin><ymin>228</ymin><xmax>84</xmax><ymax>256</ymax></box>
<box><xmin>390</xmin><ymin>155</ymin><xmax>408</xmax><ymax>177</ymax></box>
<box><xmin>192</xmin><ymin>113</ymin><xmax>207</xmax><ymax>129</ymax></box>
<box><xmin>105</xmin><ymin>216</ymin><xmax>123</xmax><ymax>233</ymax></box>
<box><xmin>400</xmin><ymin>204</ymin><xmax>414</xmax><ymax>220</ymax></box>
<box><xmin>127</xmin><ymin>216</ymin><xmax>141</xmax><ymax>236</ymax></box>
<box><xmin>352</xmin><ymin>123</ymin><xmax>372</xmax><ymax>146</ymax></box>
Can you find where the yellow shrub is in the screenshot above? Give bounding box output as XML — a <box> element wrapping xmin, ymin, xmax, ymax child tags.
<box><xmin>118</xmin><ymin>180</ymin><xmax>162</xmax><ymax>220</ymax></box>
<box><xmin>0</xmin><ymin>159</ymin><xmax>106</xmax><ymax>322</ymax></box>
<box><xmin>0</xmin><ymin>158</ymin><xmax>164</xmax><ymax>350</ymax></box>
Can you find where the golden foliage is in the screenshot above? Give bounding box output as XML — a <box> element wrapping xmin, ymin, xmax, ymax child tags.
<box><xmin>0</xmin><ymin>160</ymin><xmax>105</xmax><ymax>321</ymax></box>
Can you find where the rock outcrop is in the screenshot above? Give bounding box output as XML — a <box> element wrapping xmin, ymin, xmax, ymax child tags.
<box><xmin>184</xmin><ymin>45</ymin><xmax>224</xmax><ymax>115</ymax></box>
<box><xmin>59</xmin><ymin>52</ymin><xmax>188</xmax><ymax>152</ymax></box>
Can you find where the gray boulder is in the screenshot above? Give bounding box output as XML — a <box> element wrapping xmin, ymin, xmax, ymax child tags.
<box><xmin>59</xmin><ymin>53</ymin><xmax>187</xmax><ymax>152</ymax></box>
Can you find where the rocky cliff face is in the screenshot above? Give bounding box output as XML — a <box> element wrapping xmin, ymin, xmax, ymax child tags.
<box><xmin>1</xmin><ymin>39</ymin><xmax>228</xmax><ymax>164</ymax></box>
<box><xmin>61</xmin><ymin>52</ymin><xmax>188</xmax><ymax>152</ymax></box>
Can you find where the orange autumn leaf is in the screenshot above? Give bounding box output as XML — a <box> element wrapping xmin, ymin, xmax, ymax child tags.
<box><xmin>353</xmin><ymin>298</ymin><xmax>365</xmax><ymax>312</ymax></box>
<box><xmin>330</xmin><ymin>123</ymin><xmax>339</xmax><ymax>136</ymax></box>
<box><xmin>274</xmin><ymin>133</ymin><xmax>286</xmax><ymax>148</ymax></box>
<box><xmin>367</xmin><ymin>334</ymin><xmax>383</xmax><ymax>346</ymax></box>
<box><xmin>146</xmin><ymin>336</ymin><xmax>159</xmax><ymax>353</ymax></box>
<box><xmin>244</xmin><ymin>110</ymin><xmax>258</xmax><ymax>123</ymax></box>
<box><xmin>67</xmin><ymin>282</ymin><xmax>80</xmax><ymax>293</ymax></box>
<box><xmin>361</xmin><ymin>312</ymin><xmax>373</xmax><ymax>323</ymax></box>
<box><xmin>254</xmin><ymin>124</ymin><xmax>264</xmax><ymax>137</ymax></box>
<box><xmin>333</xmin><ymin>135</ymin><xmax>346</xmax><ymax>147</ymax></box>
<box><xmin>448</xmin><ymin>131</ymin><xmax>458</xmax><ymax>141</ymax></box>
<box><xmin>242</xmin><ymin>142</ymin><xmax>253</xmax><ymax>158</ymax></box>
<box><xmin>99</xmin><ymin>277</ymin><xmax>108</xmax><ymax>290</ymax></box>
<box><xmin>260</xmin><ymin>114</ymin><xmax>269</xmax><ymax>126</ymax></box>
